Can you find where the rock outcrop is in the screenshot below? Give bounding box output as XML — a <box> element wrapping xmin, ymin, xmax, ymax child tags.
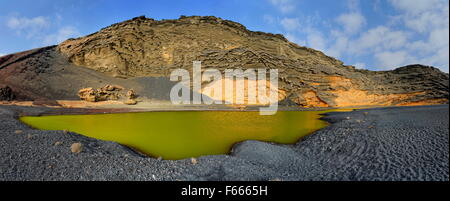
<box><xmin>124</xmin><ymin>99</ymin><xmax>137</xmax><ymax>105</ymax></box>
<box><xmin>78</xmin><ymin>85</ymin><xmax>126</xmax><ymax>102</ymax></box>
<box><xmin>0</xmin><ymin>85</ymin><xmax>15</xmax><ymax>101</ymax></box>
<box><xmin>0</xmin><ymin>16</ymin><xmax>448</xmax><ymax>107</ymax></box>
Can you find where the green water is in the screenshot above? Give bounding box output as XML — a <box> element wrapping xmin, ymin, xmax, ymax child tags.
<box><xmin>20</xmin><ymin>111</ymin><xmax>334</xmax><ymax>160</ymax></box>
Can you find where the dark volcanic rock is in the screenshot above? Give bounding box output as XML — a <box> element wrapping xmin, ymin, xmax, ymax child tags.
<box><xmin>0</xmin><ymin>85</ymin><xmax>15</xmax><ymax>101</ymax></box>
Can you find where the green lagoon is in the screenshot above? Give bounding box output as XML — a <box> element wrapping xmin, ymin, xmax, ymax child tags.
<box><xmin>20</xmin><ymin>111</ymin><xmax>335</xmax><ymax>159</ymax></box>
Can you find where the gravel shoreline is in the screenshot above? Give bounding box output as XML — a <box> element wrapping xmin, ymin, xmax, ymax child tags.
<box><xmin>0</xmin><ymin>105</ymin><xmax>448</xmax><ymax>181</ymax></box>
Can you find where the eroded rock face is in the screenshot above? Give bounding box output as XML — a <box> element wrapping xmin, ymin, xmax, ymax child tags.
<box><xmin>0</xmin><ymin>85</ymin><xmax>15</xmax><ymax>101</ymax></box>
<box><xmin>0</xmin><ymin>16</ymin><xmax>447</xmax><ymax>107</ymax></box>
<box><xmin>78</xmin><ymin>88</ymin><xmax>97</xmax><ymax>102</ymax></box>
<box><xmin>57</xmin><ymin>16</ymin><xmax>449</xmax><ymax>107</ymax></box>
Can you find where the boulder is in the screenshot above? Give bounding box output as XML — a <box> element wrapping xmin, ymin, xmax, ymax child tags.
<box><xmin>78</xmin><ymin>87</ymin><xmax>97</xmax><ymax>102</ymax></box>
<box><xmin>126</xmin><ymin>89</ymin><xmax>136</xmax><ymax>99</ymax></box>
<box><xmin>0</xmin><ymin>85</ymin><xmax>15</xmax><ymax>101</ymax></box>
<box><xmin>124</xmin><ymin>99</ymin><xmax>137</xmax><ymax>105</ymax></box>
<box><xmin>77</xmin><ymin>85</ymin><xmax>125</xmax><ymax>102</ymax></box>
<box><xmin>71</xmin><ymin>142</ymin><xmax>83</xmax><ymax>153</ymax></box>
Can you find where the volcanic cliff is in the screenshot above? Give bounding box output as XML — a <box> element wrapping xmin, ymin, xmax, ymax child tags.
<box><xmin>0</xmin><ymin>16</ymin><xmax>448</xmax><ymax>107</ymax></box>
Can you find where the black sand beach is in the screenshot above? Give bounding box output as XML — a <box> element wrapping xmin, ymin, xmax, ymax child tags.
<box><xmin>0</xmin><ymin>105</ymin><xmax>448</xmax><ymax>181</ymax></box>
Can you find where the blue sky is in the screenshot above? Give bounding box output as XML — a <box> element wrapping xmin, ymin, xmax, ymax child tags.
<box><xmin>0</xmin><ymin>0</ymin><xmax>448</xmax><ymax>72</ymax></box>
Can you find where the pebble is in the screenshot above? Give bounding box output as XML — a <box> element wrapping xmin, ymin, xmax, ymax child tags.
<box><xmin>191</xmin><ymin>157</ymin><xmax>198</xmax><ymax>165</ymax></box>
<box><xmin>71</xmin><ymin>143</ymin><xmax>83</xmax><ymax>153</ymax></box>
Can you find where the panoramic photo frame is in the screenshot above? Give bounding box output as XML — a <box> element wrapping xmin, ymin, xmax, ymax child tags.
<box><xmin>0</xmin><ymin>0</ymin><xmax>448</xmax><ymax>199</ymax></box>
